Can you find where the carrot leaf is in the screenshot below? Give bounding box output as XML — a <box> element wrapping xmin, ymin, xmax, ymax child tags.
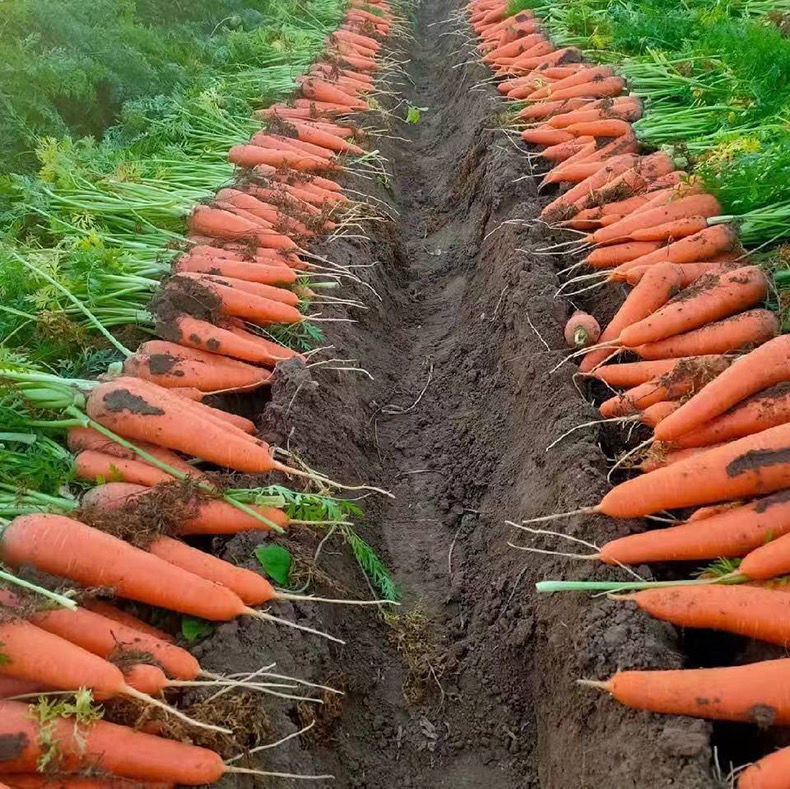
<box><xmin>254</xmin><ymin>544</ymin><xmax>293</xmax><ymax>586</ymax></box>
<box><xmin>180</xmin><ymin>616</ymin><xmax>213</xmax><ymax>643</ymax></box>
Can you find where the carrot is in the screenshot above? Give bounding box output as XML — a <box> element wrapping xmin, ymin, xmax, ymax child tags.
<box><xmin>563</xmin><ymin>119</ymin><xmax>633</xmax><ymax>138</ymax></box>
<box><xmin>536</xmin><ymin>75</ymin><xmax>625</xmax><ymax>102</ymax></box>
<box><xmin>598</xmin><ymin>357</ymin><xmax>730</xmax><ymax>418</ymax></box>
<box><xmin>520</xmin><ymin>128</ymin><xmax>574</xmax><ymax>147</ymax></box>
<box><xmin>597</xmin><ymin>492</ymin><xmax>790</xmax><ymax>564</ymax></box>
<box><xmin>287</xmin><ymin>120</ymin><xmax>365</xmax><ymax>155</ymax></box>
<box><xmin>179</xmin><ymin>271</ymin><xmax>300</xmax><ymax>308</ymax></box>
<box><xmin>81</xmin><ymin>482</ymin><xmax>289</xmax><ymax>536</ymax></box>
<box><xmin>0</xmin><ymin>514</ymin><xmax>247</xmax><ymax>620</ymax></box>
<box><xmin>539</xmin><ymin>136</ymin><xmax>596</xmax><ymax>164</ymax></box>
<box><xmin>579</xmin><ymin>263</ymin><xmax>682</xmax><ymax>372</ymax></box>
<box><xmin>618</xmin><ymin>266</ymin><xmax>769</xmax><ymax>348</ymax></box>
<box><xmin>527</xmin><ymin>65</ymin><xmax>616</xmax><ymax>100</ymax></box>
<box><xmin>592</xmin><ymin>194</ymin><xmax>721</xmax><ymax>245</ymax></box>
<box><xmin>227</xmin><ymin>144</ymin><xmax>331</xmax><ymax>174</ymax></box>
<box><xmin>740</xmin><ymin>528</ymin><xmax>790</xmax><ymax>580</ymax></box>
<box><xmin>0</xmin><ymin>615</ymin><xmax>146</xmax><ymax>700</ymax></box>
<box><xmin>628</xmin><ymin>216</ymin><xmax>710</xmax><ymax>242</ymax></box>
<box><xmin>81</xmin><ymin>599</ymin><xmax>174</xmax><ymax>643</ymax></box>
<box><xmin>66</xmin><ymin>426</ymin><xmax>196</xmax><ymax>476</ymax></box>
<box><xmin>163</xmin><ymin>314</ymin><xmax>300</xmax><ymax>367</ymax></box>
<box><xmin>123</xmin><ymin>340</ymin><xmax>271</xmax><ymax>393</ymax></box>
<box><xmin>686</xmin><ymin>502</ymin><xmax>743</xmax><ymax>521</ymax></box>
<box><xmin>640</xmin><ymin>400</ymin><xmax>679</xmax><ymax>427</ymax></box>
<box><xmin>168</xmin><ymin>275</ymin><xmax>302</xmax><ymax>325</ymax></box>
<box><xmin>546</xmin><ymin>100</ymin><xmax>643</xmax><ymax>128</ymax></box>
<box><xmin>484</xmin><ymin>32</ymin><xmax>548</xmax><ymax>63</ymax></box>
<box><xmin>300</xmin><ymin>78</ymin><xmax>368</xmax><ymax>110</ymax></box>
<box><xmin>738</xmin><ymin>745</ymin><xmax>790</xmax><ymax>788</ymax></box>
<box><xmin>543</xmin><ymin>158</ymin><xmax>612</xmax><ymax>185</ymax></box>
<box><xmin>0</xmin><ymin>590</ymin><xmax>200</xmax><ymax>680</ymax></box>
<box><xmin>667</xmin><ymin>385</ymin><xmax>790</xmax><ymax>450</ymax></box>
<box><xmin>517</xmin><ymin>98</ymin><xmax>591</xmax><ymax>122</ymax></box>
<box><xmin>656</xmin><ymin>335</ymin><xmax>790</xmax><ymax>443</ymax></box>
<box><xmin>594</xmin><ymin>419</ymin><xmax>790</xmax><ymax>518</ymax></box>
<box><xmin>0</xmin><ymin>700</ymin><xmax>228</xmax><ymax>784</ymax></box>
<box><xmin>616</xmin><ymin>585</ymin><xmax>790</xmax><ymax>647</ymax></box>
<box><xmin>189</xmin><ymin>204</ymin><xmax>296</xmax><ymax>251</ymax></box>
<box><xmin>585</xmin><ymin>658</ymin><xmax>790</xmax><ymax>724</ymax></box>
<box><xmin>173</xmin><ymin>254</ymin><xmax>297</xmax><ymax>285</ymax></box>
<box><xmin>541</xmin><ymin>153</ymin><xmax>639</xmax><ymax>219</ymax></box>
<box><xmin>624</xmin><ymin>260</ymin><xmax>739</xmax><ymax>287</ymax></box>
<box><xmin>75</xmin><ymin>450</ymin><xmax>176</xmax><ymax>487</ymax></box>
<box><xmin>147</xmin><ymin>537</ymin><xmax>276</xmax><ymax>606</ymax></box>
<box><xmin>86</xmin><ymin>377</ymin><xmax>284</xmax><ymax>474</ymax></box>
<box><xmin>615</xmin><ymin>224</ymin><xmax>740</xmax><ymax>274</ymax></box>
<box><xmin>0</xmin><ymin>677</ymin><xmax>47</xmax><ymax>698</ymax></box>
<box><xmin>633</xmin><ymin>308</ymin><xmax>778</xmax><ymax>361</ymax></box>
<box><xmin>564</xmin><ymin>311</ymin><xmax>600</xmax><ymax>348</ymax></box>
<box><xmin>585</xmin><ymin>359</ymin><xmax>679</xmax><ymax>388</ymax></box>
<box><xmin>584</xmin><ymin>241</ymin><xmax>665</xmax><ymax>269</ymax></box>
<box><xmin>3</xmin><ymin>776</ymin><xmax>172</xmax><ymax>789</ymax></box>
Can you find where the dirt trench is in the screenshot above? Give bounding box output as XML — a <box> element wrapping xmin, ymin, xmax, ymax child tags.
<box><xmin>201</xmin><ymin>1</ymin><xmax>723</xmax><ymax>786</ymax></box>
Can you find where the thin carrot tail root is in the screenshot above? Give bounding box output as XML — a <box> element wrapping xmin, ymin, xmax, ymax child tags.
<box><xmin>577</xmin><ymin>678</ymin><xmax>611</xmax><ymax>691</ymax></box>
<box><xmin>276</xmin><ymin>592</ymin><xmax>400</xmax><ymax>606</ymax></box>
<box><xmin>244</xmin><ymin>607</ymin><xmax>346</xmax><ymax>644</ymax></box>
<box><xmin>124</xmin><ymin>687</ymin><xmax>233</xmax><ymax>734</ymax></box>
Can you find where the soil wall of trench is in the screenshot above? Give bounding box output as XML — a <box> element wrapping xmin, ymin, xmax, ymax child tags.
<box><xmin>199</xmin><ymin>1</ymin><xmax>723</xmax><ymax>786</ymax></box>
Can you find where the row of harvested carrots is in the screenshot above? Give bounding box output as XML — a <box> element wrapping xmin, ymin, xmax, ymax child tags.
<box><xmin>0</xmin><ymin>1</ymin><xmax>398</xmax><ymax>786</ymax></box>
<box><xmin>468</xmin><ymin>0</ymin><xmax>790</xmax><ymax>786</ymax></box>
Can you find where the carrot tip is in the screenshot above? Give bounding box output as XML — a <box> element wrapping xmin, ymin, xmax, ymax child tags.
<box><xmin>577</xmin><ymin>678</ymin><xmax>612</xmax><ymax>692</ymax></box>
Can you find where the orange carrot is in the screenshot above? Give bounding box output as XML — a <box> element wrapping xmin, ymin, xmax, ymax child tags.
<box><xmin>618</xmin><ymin>266</ymin><xmax>769</xmax><ymax>348</ymax></box>
<box><xmin>738</xmin><ymin>745</ymin><xmax>790</xmax><ymax>788</ymax></box>
<box><xmin>596</xmin><ymin>419</ymin><xmax>790</xmax><ymax>517</ymax></box>
<box><xmin>175</xmin><ymin>255</ymin><xmax>298</xmax><ymax>285</ymax></box>
<box><xmin>563</xmin><ymin>119</ymin><xmax>633</xmax><ymax>138</ymax></box>
<box><xmin>584</xmin><ymin>240</ymin><xmax>663</xmax><ymax>268</ymax></box>
<box><xmin>179</xmin><ymin>271</ymin><xmax>299</xmax><ymax>307</ymax></box>
<box><xmin>536</xmin><ymin>75</ymin><xmax>625</xmax><ymax>102</ymax></box>
<box><xmin>0</xmin><ymin>590</ymin><xmax>200</xmax><ymax>680</ymax></box>
<box><xmin>633</xmin><ymin>308</ymin><xmax>778</xmax><ymax>361</ymax></box>
<box><xmin>147</xmin><ymin>537</ymin><xmax>276</xmax><ymax>606</ymax></box>
<box><xmin>591</xmin><ymin>194</ymin><xmax>721</xmax><ymax>244</ymax></box>
<box><xmin>546</xmin><ymin>99</ymin><xmax>643</xmax><ymax>128</ymax></box>
<box><xmin>189</xmin><ymin>204</ymin><xmax>296</xmax><ymax>251</ymax></box>
<box><xmin>624</xmin><ymin>260</ymin><xmax>739</xmax><ymax>287</ymax></box>
<box><xmin>586</xmin><ymin>659</ymin><xmax>790</xmax><ymax>724</ymax></box>
<box><xmin>123</xmin><ymin>340</ymin><xmax>271</xmax><ymax>393</ymax></box>
<box><xmin>527</xmin><ymin>65</ymin><xmax>616</xmax><ymax>100</ymax></box>
<box><xmin>656</xmin><ymin>335</ymin><xmax>790</xmax><ymax>443</ymax></box>
<box><xmin>164</xmin><ymin>314</ymin><xmax>300</xmax><ymax>367</ymax></box>
<box><xmin>541</xmin><ymin>153</ymin><xmax>639</xmax><ymax>219</ymax></box>
<box><xmin>75</xmin><ymin>450</ymin><xmax>176</xmax><ymax>487</ymax></box>
<box><xmin>619</xmin><ymin>585</ymin><xmax>790</xmax><ymax>646</ymax></box>
<box><xmin>86</xmin><ymin>377</ymin><xmax>284</xmax><ymax>474</ymax></box>
<box><xmin>598</xmin><ymin>357</ymin><xmax>729</xmax><ymax>418</ymax></box>
<box><xmin>669</xmin><ymin>385</ymin><xmax>790</xmax><ymax>450</ymax></box>
<box><xmin>81</xmin><ymin>598</ymin><xmax>174</xmax><ymax>643</ymax></box>
<box><xmin>579</xmin><ymin>263</ymin><xmax>682</xmax><ymax>372</ymax></box>
<box><xmin>0</xmin><ymin>514</ymin><xmax>247</xmax><ymax>620</ymax></box>
<box><xmin>0</xmin><ymin>700</ymin><xmax>227</xmax><ymax>784</ymax></box>
<box><xmin>81</xmin><ymin>482</ymin><xmax>289</xmax><ymax>536</ymax></box>
<box><xmin>615</xmin><ymin>224</ymin><xmax>740</xmax><ymax>274</ymax></box>
<box><xmin>598</xmin><ymin>491</ymin><xmax>790</xmax><ymax>564</ymax></box>
<box><xmin>585</xmin><ymin>359</ymin><xmax>679</xmax><ymax>388</ymax></box>
<box><xmin>66</xmin><ymin>426</ymin><xmax>196</xmax><ymax>476</ymax></box>
<box><xmin>520</xmin><ymin>128</ymin><xmax>574</xmax><ymax>146</ymax></box>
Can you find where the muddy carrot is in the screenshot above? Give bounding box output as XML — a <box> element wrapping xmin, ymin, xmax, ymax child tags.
<box><xmin>632</xmin><ymin>309</ymin><xmax>778</xmax><ymax>361</ymax></box>
<box><xmin>618</xmin><ymin>266</ymin><xmax>769</xmax><ymax>348</ymax></box>
<box><xmin>75</xmin><ymin>450</ymin><xmax>176</xmax><ymax>487</ymax></box>
<box><xmin>656</xmin><ymin>335</ymin><xmax>790</xmax><ymax>443</ymax></box>
<box><xmin>579</xmin><ymin>263</ymin><xmax>682</xmax><ymax>372</ymax></box>
<box><xmin>584</xmin><ymin>658</ymin><xmax>790</xmax><ymax>724</ymax></box>
<box><xmin>564</xmin><ymin>311</ymin><xmax>600</xmax><ymax>348</ymax></box>
<box><xmin>597</xmin><ymin>491</ymin><xmax>790</xmax><ymax>564</ymax></box>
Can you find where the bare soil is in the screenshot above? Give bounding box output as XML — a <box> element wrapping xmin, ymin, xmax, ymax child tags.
<box><xmin>161</xmin><ymin>1</ymin><xmax>735</xmax><ymax>786</ymax></box>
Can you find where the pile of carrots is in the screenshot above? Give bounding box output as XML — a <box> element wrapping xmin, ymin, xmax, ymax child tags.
<box><xmin>0</xmin><ymin>1</ymin><xmax>400</xmax><ymax>786</ymax></box>
<box><xmin>469</xmin><ymin>0</ymin><xmax>790</xmax><ymax>785</ymax></box>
